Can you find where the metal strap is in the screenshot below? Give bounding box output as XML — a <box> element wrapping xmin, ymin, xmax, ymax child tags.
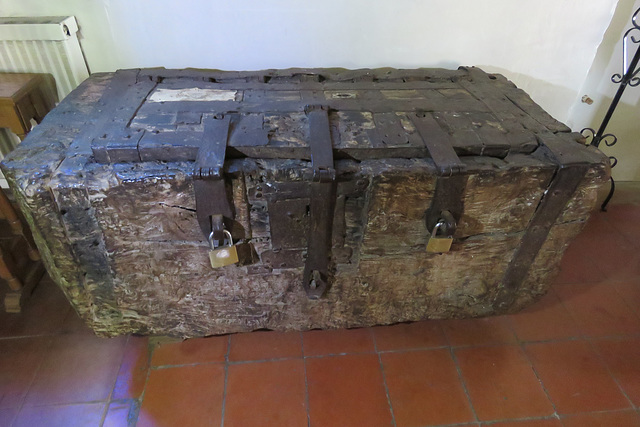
<box><xmin>493</xmin><ymin>131</ymin><xmax>590</xmax><ymax>310</ymax></box>
<box><xmin>493</xmin><ymin>164</ymin><xmax>587</xmax><ymax>310</ymax></box>
<box><xmin>306</xmin><ymin>105</ymin><xmax>336</xmax><ymax>183</ymax></box>
<box><xmin>411</xmin><ymin>112</ymin><xmax>466</xmax><ymax>176</ymax></box>
<box><xmin>194</xmin><ymin>116</ymin><xmax>233</xmax><ymax>242</ymax></box>
<box><xmin>425</xmin><ymin>175</ymin><xmax>467</xmax><ymax>236</ymax></box>
<box><xmin>303</xmin><ymin>105</ymin><xmax>336</xmax><ymax>299</ymax></box>
<box><xmin>412</xmin><ymin>112</ymin><xmax>468</xmax><ymax>239</ymax></box>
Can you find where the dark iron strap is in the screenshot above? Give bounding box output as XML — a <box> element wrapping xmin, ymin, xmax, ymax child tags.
<box><xmin>194</xmin><ymin>116</ymin><xmax>233</xmax><ymax>243</ymax></box>
<box><xmin>493</xmin><ymin>131</ymin><xmax>591</xmax><ymax>310</ymax></box>
<box><xmin>425</xmin><ymin>176</ymin><xmax>467</xmax><ymax>238</ymax></box>
<box><xmin>306</xmin><ymin>105</ymin><xmax>336</xmax><ymax>183</ymax></box>
<box><xmin>411</xmin><ymin>112</ymin><xmax>467</xmax><ymax>177</ymax></box>
<box><xmin>416</xmin><ymin>111</ymin><xmax>467</xmax><ymax>244</ymax></box>
<box><xmin>303</xmin><ymin>105</ymin><xmax>337</xmax><ymax>299</ymax></box>
<box><xmin>493</xmin><ymin>164</ymin><xmax>588</xmax><ymax>310</ymax></box>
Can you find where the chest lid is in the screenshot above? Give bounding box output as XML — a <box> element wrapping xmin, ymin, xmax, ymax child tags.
<box><xmin>89</xmin><ymin>67</ymin><xmax>571</xmax><ymax>174</ymax></box>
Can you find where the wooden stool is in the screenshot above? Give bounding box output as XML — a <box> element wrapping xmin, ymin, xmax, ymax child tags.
<box><xmin>0</xmin><ymin>73</ymin><xmax>57</xmax><ymax>312</ymax></box>
<box><xmin>0</xmin><ymin>73</ymin><xmax>57</xmax><ymax>140</ymax></box>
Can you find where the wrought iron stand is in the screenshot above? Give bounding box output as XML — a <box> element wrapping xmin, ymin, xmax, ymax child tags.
<box><xmin>582</xmin><ymin>6</ymin><xmax>640</xmax><ymax>211</ymax></box>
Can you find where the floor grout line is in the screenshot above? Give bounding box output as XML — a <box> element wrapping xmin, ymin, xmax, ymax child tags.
<box><xmin>448</xmin><ymin>345</ymin><xmax>479</xmax><ymax>425</ymax></box>
<box><xmin>372</xmin><ymin>328</ymin><xmax>397</xmax><ymax>427</ymax></box>
<box><xmin>417</xmin><ymin>420</ymin><xmax>485</xmax><ymax>427</ymax></box>
<box><xmin>513</xmin><ymin>326</ymin><xmax>561</xmax><ymax>422</ymax></box>
<box><xmin>16</xmin><ymin>399</ymin><xmax>115</xmax><ymax>409</ymax></box>
<box><xmin>478</xmin><ymin>414</ymin><xmax>563</xmax><ymax>425</ymax></box>
<box><xmin>8</xmin><ymin>334</ymin><xmax>54</xmax><ymax>427</ymax></box>
<box><xmin>98</xmin><ymin>334</ymin><xmax>130</xmax><ymax>427</ymax></box>
<box><xmin>142</xmin><ymin>330</ymin><xmax>640</xmax><ymax>369</ymax></box>
<box><xmin>151</xmin><ymin>360</ymin><xmax>228</xmax><ymax>369</ymax></box>
<box><xmin>132</xmin><ymin>338</ymin><xmax>157</xmax><ymax>426</ymax></box>
<box><xmin>440</xmin><ymin>322</ymin><xmax>481</xmax><ymax>425</ymax></box>
<box><xmin>0</xmin><ymin>333</ymin><xmax>63</xmax><ymax>340</ymax></box>
<box><xmin>558</xmin><ymin>407</ymin><xmax>640</xmax><ymax>421</ymax></box>
<box><xmin>300</xmin><ymin>332</ymin><xmax>311</xmax><ymax>427</ymax></box>
<box><xmin>610</xmin><ymin>280</ymin><xmax>640</xmax><ymax>325</ymax></box>
<box><xmin>586</xmin><ymin>338</ymin><xmax>638</xmax><ymax>411</ymax></box>
<box><xmin>522</xmin><ymin>285</ymin><xmax>589</xmax><ymax>421</ymax></box>
<box><xmin>219</xmin><ymin>334</ymin><xmax>231</xmax><ymax>427</ymax></box>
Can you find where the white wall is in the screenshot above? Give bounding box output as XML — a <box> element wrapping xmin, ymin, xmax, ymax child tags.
<box><xmin>5</xmin><ymin>0</ymin><xmax>639</xmax><ymax>178</ymax></box>
<box><xmin>569</xmin><ymin>0</ymin><xmax>640</xmax><ymax>181</ymax></box>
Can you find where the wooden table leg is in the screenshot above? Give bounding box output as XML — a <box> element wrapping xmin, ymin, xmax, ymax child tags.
<box><xmin>0</xmin><ymin>189</ymin><xmax>40</xmax><ymax>261</ymax></box>
<box><xmin>0</xmin><ymin>244</ymin><xmax>25</xmax><ymax>314</ymax></box>
<box><xmin>0</xmin><ymin>246</ymin><xmax>22</xmax><ymax>291</ymax></box>
<box><xmin>4</xmin><ymin>261</ymin><xmax>45</xmax><ymax>313</ymax></box>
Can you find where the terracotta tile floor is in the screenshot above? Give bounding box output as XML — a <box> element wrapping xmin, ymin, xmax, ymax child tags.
<box><xmin>1</xmin><ymin>183</ymin><xmax>640</xmax><ymax>427</ymax></box>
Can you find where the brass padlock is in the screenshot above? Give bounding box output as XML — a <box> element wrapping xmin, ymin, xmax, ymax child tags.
<box><xmin>426</xmin><ymin>220</ymin><xmax>453</xmax><ymax>253</ymax></box>
<box><xmin>209</xmin><ymin>229</ymin><xmax>239</xmax><ymax>268</ymax></box>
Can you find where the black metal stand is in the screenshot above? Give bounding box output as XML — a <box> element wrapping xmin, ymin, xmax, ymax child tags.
<box><xmin>582</xmin><ymin>7</ymin><xmax>640</xmax><ymax>211</ymax></box>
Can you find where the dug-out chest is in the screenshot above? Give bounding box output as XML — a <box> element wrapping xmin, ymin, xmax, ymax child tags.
<box><xmin>1</xmin><ymin>67</ymin><xmax>609</xmax><ymax>337</ymax></box>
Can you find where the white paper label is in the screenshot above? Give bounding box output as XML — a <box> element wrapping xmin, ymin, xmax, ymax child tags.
<box><xmin>148</xmin><ymin>88</ymin><xmax>238</xmax><ymax>102</ymax></box>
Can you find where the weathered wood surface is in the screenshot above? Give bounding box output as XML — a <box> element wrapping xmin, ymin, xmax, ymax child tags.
<box><xmin>0</xmin><ymin>67</ymin><xmax>610</xmax><ymax>337</ymax></box>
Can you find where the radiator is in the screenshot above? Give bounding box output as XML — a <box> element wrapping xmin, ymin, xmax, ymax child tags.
<box><xmin>0</xmin><ymin>16</ymin><xmax>89</xmax><ymax>186</ymax></box>
<box><xmin>0</xmin><ymin>16</ymin><xmax>89</xmax><ymax>99</ymax></box>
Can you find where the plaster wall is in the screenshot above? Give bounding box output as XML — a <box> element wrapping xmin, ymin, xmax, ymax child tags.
<box><xmin>569</xmin><ymin>0</ymin><xmax>640</xmax><ymax>181</ymax></box>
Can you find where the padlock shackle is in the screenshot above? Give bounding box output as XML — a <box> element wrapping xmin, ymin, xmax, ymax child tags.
<box><xmin>208</xmin><ymin>229</ymin><xmax>233</xmax><ymax>249</ymax></box>
<box><xmin>431</xmin><ymin>220</ymin><xmax>446</xmax><ymax>238</ymax></box>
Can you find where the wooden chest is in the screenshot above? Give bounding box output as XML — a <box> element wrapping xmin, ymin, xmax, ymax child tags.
<box><xmin>1</xmin><ymin>67</ymin><xmax>609</xmax><ymax>337</ymax></box>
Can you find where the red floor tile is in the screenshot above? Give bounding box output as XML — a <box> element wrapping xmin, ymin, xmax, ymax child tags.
<box><xmin>508</xmin><ymin>290</ymin><xmax>581</xmax><ymax>342</ymax></box>
<box><xmin>0</xmin><ymin>187</ymin><xmax>638</xmax><ymax>427</ymax></box>
<box><xmin>137</xmin><ymin>364</ymin><xmax>224</xmax><ymax>427</ymax></box>
<box><xmin>381</xmin><ymin>349</ymin><xmax>475</xmax><ymax>426</ymax></box>
<box><xmin>103</xmin><ymin>401</ymin><xmax>134</xmax><ymax>427</ymax></box>
<box><xmin>484</xmin><ymin>419</ymin><xmax>562</xmax><ymax>427</ymax></box>
<box><xmin>373</xmin><ymin>320</ymin><xmax>447</xmax><ymax>351</ymax></box>
<box><xmin>59</xmin><ymin>308</ymin><xmax>93</xmax><ymax>334</ymax></box>
<box><xmin>595</xmin><ymin>246</ymin><xmax>640</xmax><ymax>282</ymax></box>
<box><xmin>561</xmin><ymin>410</ymin><xmax>640</xmax><ymax>427</ymax></box>
<box><xmin>613</xmin><ymin>280</ymin><xmax>640</xmax><ymax>315</ymax></box>
<box><xmin>455</xmin><ymin>344</ymin><xmax>554</xmax><ymax>421</ymax></box>
<box><xmin>0</xmin><ymin>336</ymin><xmax>50</xmax><ymax>409</ymax></box>
<box><xmin>23</xmin><ymin>333</ymin><xmax>126</xmax><ymax>406</ymax></box>
<box><xmin>112</xmin><ymin>336</ymin><xmax>150</xmax><ymax>399</ymax></box>
<box><xmin>525</xmin><ymin>340</ymin><xmax>630</xmax><ymax>414</ymax></box>
<box><xmin>151</xmin><ymin>335</ymin><xmax>227</xmax><ymax>366</ymax></box>
<box><xmin>441</xmin><ymin>316</ymin><xmax>516</xmax><ymax>347</ymax></box>
<box><xmin>225</xmin><ymin>359</ymin><xmax>307</xmax><ymax>427</ymax></box>
<box><xmin>12</xmin><ymin>403</ymin><xmax>105</xmax><ymax>427</ymax></box>
<box><xmin>603</xmin><ymin>204</ymin><xmax>640</xmax><ymax>248</ymax></box>
<box><xmin>303</xmin><ymin>327</ymin><xmax>375</xmax><ymax>356</ymax></box>
<box><xmin>594</xmin><ymin>337</ymin><xmax>640</xmax><ymax>406</ymax></box>
<box><xmin>554</xmin><ymin>239</ymin><xmax>605</xmax><ymax>284</ymax></box>
<box><xmin>229</xmin><ymin>330</ymin><xmax>302</xmax><ymax>361</ymax></box>
<box><xmin>554</xmin><ymin>283</ymin><xmax>640</xmax><ymax>338</ymax></box>
<box><xmin>568</xmin><ymin>214</ymin><xmax>640</xmax><ymax>282</ymax></box>
<box><xmin>558</xmin><ymin>211</ymin><xmax>640</xmax><ymax>282</ymax></box>
<box><xmin>306</xmin><ymin>354</ymin><xmax>392</xmax><ymax>427</ymax></box>
<box><xmin>580</xmin><ymin>212</ymin><xmax>611</xmax><ymax>236</ymax></box>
